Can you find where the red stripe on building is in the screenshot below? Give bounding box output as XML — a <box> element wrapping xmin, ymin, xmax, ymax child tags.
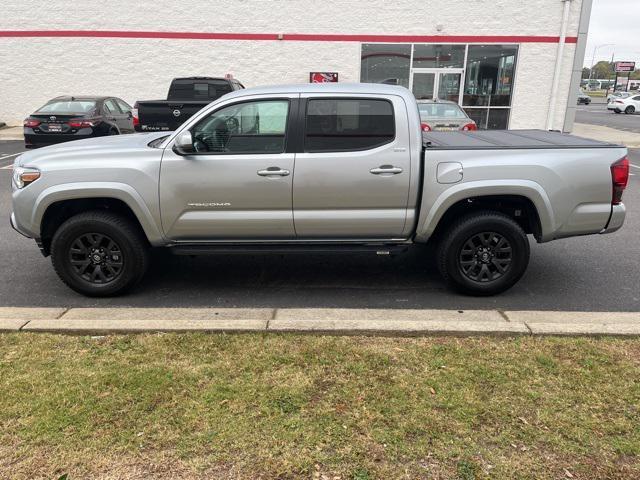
<box><xmin>0</xmin><ymin>30</ymin><xmax>578</xmax><ymax>43</ymax></box>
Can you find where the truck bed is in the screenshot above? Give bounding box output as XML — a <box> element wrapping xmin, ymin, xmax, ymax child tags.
<box><xmin>422</xmin><ymin>129</ymin><xmax>619</xmax><ymax>150</ymax></box>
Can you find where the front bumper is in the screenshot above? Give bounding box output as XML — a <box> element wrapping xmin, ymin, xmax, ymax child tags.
<box><xmin>601</xmin><ymin>204</ymin><xmax>626</xmax><ymax>234</ymax></box>
<box><xmin>10</xmin><ymin>212</ymin><xmax>31</xmax><ymax>238</ymax></box>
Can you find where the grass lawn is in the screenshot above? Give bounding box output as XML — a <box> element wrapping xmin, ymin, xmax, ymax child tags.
<box><xmin>1</xmin><ymin>333</ymin><xmax>639</xmax><ymax>479</ymax></box>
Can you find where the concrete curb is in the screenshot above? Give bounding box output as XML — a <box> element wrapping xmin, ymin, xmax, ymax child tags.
<box><xmin>0</xmin><ymin>307</ymin><xmax>639</xmax><ymax>337</ymax></box>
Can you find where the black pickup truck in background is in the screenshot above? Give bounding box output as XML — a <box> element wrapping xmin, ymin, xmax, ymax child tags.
<box><xmin>133</xmin><ymin>77</ymin><xmax>244</xmax><ymax>132</ymax></box>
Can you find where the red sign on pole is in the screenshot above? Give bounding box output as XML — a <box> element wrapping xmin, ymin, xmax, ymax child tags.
<box><xmin>310</xmin><ymin>72</ymin><xmax>338</xmax><ymax>83</ymax></box>
<box><xmin>615</xmin><ymin>61</ymin><xmax>635</xmax><ymax>73</ymax></box>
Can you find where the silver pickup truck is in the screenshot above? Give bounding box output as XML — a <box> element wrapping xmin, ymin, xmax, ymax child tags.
<box><xmin>11</xmin><ymin>84</ymin><xmax>630</xmax><ymax>297</ymax></box>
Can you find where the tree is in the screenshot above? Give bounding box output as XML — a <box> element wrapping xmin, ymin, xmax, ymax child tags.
<box><xmin>582</xmin><ymin>67</ymin><xmax>591</xmax><ymax>79</ymax></box>
<box><xmin>630</xmin><ymin>69</ymin><xmax>640</xmax><ymax>80</ymax></box>
<box><xmin>590</xmin><ymin>61</ymin><xmax>614</xmax><ymax>79</ymax></box>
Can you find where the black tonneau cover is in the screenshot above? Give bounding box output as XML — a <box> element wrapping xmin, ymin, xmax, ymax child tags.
<box><xmin>423</xmin><ymin>129</ymin><xmax>620</xmax><ymax>150</ymax></box>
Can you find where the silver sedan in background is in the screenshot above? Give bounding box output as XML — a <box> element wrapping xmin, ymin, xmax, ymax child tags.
<box><xmin>417</xmin><ymin>100</ymin><xmax>478</xmax><ymax>132</ymax></box>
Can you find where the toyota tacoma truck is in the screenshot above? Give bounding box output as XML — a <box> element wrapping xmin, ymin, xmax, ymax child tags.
<box><xmin>133</xmin><ymin>76</ymin><xmax>244</xmax><ymax>132</ymax></box>
<box><xmin>11</xmin><ymin>83</ymin><xmax>629</xmax><ymax>297</ymax></box>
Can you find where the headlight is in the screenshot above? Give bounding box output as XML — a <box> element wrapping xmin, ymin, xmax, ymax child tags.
<box><xmin>12</xmin><ymin>166</ymin><xmax>40</xmax><ymax>189</ymax></box>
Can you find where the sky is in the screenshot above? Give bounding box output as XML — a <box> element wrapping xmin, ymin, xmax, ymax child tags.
<box><xmin>584</xmin><ymin>0</ymin><xmax>640</xmax><ymax>67</ymax></box>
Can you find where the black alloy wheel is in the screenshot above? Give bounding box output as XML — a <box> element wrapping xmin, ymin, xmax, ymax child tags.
<box><xmin>68</xmin><ymin>232</ymin><xmax>124</xmax><ymax>284</ymax></box>
<box><xmin>51</xmin><ymin>211</ymin><xmax>149</xmax><ymax>296</ymax></box>
<box><xmin>458</xmin><ymin>232</ymin><xmax>513</xmax><ymax>283</ymax></box>
<box><xmin>436</xmin><ymin>211</ymin><xmax>530</xmax><ymax>296</ymax></box>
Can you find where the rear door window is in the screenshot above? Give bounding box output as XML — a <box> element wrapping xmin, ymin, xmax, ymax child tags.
<box><xmin>116</xmin><ymin>99</ymin><xmax>132</xmax><ymax>114</ymax></box>
<box><xmin>104</xmin><ymin>99</ymin><xmax>122</xmax><ymax>114</ymax></box>
<box><xmin>304</xmin><ymin>98</ymin><xmax>395</xmax><ymax>152</ymax></box>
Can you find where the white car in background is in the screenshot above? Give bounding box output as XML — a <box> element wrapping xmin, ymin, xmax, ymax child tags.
<box><xmin>609</xmin><ymin>94</ymin><xmax>640</xmax><ymax>114</ymax></box>
<box><xmin>607</xmin><ymin>91</ymin><xmax>632</xmax><ymax>104</ymax></box>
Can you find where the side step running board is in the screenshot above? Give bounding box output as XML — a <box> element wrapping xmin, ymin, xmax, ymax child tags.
<box><xmin>169</xmin><ymin>243</ymin><xmax>410</xmax><ymax>256</ymax></box>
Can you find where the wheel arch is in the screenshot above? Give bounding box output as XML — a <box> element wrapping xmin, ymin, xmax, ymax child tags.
<box><xmin>35</xmin><ymin>183</ymin><xmax>165</xmax><ymax>255</ymax></box>
<box><xmin>415</xmin><ymin>182</ymin><xmax>554</xmax><ymax>244</ymax></box>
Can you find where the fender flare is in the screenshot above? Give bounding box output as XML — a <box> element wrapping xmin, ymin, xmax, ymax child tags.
<box><xmin>414</xmin><ymin>180</ymin><xmax>556</xmax><ymax>243</ymax></box>
<box><xmin>33</xmin><ymin>182</ymin><xmax>165</xmax><ymax>245</ymax></box>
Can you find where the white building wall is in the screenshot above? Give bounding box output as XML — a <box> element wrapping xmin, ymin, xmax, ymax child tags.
<box><xmin>0</xmin><ymin>0</ymin><xmax>585</xmax><ymax>129</ymax></box>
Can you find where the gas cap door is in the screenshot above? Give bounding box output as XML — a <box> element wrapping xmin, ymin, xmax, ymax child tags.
<box><xmin>437</xmin><ymin>162</ymin><xmax>463</xmax><ymax>184</ymax></box>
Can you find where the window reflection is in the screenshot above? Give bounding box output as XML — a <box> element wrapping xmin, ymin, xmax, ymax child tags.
<box><xmin>412</xmin><ymin>44</ymin><xmax>465</xmax><ymax>68</ymax></box>
<box><xmin>361</xmin><ymin>44</ymin><xmax>411</xmax><ymax>88</ymax></box>
<box><xmin>463</xmin><ymin>45</ymin><xmax>518</xmax><ymax>107</ymax></box>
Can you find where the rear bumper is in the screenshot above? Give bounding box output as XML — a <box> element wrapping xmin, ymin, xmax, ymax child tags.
<box><xmin>24</xmin><ymin>130</ymin><xmax>94</xmax><ymax>147</ymax></box>
<box><xmin>601</xmin><ymin>204</ymin><xmax>626</xmax><ymax>234</ymax></box>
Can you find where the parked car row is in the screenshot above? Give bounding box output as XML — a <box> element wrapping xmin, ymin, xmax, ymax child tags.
<box><xmin>23</xmin><ymin>77</ymin><xmax>244</xmax><ymax>148</ymax></box>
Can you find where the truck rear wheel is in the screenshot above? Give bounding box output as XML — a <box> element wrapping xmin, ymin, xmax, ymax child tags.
<box><xmin>436</xmin><ymin>211</ymin><xmax>530</xmax><ymax>296</ymax></box>
<box><xmin>50</xmin><ymin>211</ymin><xmax>149</xmax><ymax>297</ymax></box>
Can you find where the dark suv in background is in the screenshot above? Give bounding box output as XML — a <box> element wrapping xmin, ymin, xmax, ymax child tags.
<box><xmin>23</xmin><ymin>96</ymin><xmax>135</xmax><ymax>148</ymax></box>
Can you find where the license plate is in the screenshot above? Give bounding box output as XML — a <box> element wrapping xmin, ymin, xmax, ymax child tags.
<box><xmin>435</xmin><ymin>127</ymin><xmax>457</xmax><ymax>131</ymax></box>
<box><xmin>48</xmin><ymin>124</ymin><xmax>62</xmax><ymax>132</ymax></box>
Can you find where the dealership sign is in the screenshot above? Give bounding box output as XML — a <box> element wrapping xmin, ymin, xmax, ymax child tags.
<box><xmin>615</xmin><ymin>61</ymin><xmax>635</xmax><ymax>73</ymax></box>
<box><xmin>310</xmin><ymin>72</ymin><xmax>338</xmax><ymax>83</ymax></box>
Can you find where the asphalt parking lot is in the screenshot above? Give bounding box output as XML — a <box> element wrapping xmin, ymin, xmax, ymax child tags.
<box><xmin>576</xmin><ymin>102</ymin><xmax>640</xmax><ymax>133</ymax></box>
<box><xmin>1</xmin><ymin>140</ymin><xmax>638</xmax><ymax>311</ymax></box>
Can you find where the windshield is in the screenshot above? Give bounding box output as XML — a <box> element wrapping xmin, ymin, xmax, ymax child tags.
<box><xmin>37</xmin><ymin>100</ymin><xmax>97</xmax><ymax>115</ymax></box>
<box><xmin>418</xmin><ymin>103</ymin><xmax>467</xmax><ymax>119</ymax></box>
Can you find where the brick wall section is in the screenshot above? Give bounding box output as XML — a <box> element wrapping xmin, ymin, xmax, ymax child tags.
<box><xmin>0</xmin><ymin>0</ymin><xmax>584</xmax><ymax>129</ymax></box>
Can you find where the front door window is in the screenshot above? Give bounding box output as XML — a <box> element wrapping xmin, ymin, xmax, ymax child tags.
<box><xmin>191</xmin><ymin>100</ymin><xmax>289</xmax><ymax>154</ymax></box>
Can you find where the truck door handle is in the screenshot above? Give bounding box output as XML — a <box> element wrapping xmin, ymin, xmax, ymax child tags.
<box><xmin>370</xmin><ymin>165</ymin><xmax>403</xmax><ymax>175</ymax></box>
<box><xmin>257</xmin><ymin>167</ymin><xmax>290</xmax><ymax>177</ymax></box>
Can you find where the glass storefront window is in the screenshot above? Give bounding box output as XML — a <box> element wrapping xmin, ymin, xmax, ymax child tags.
<box><xmin>360</xmin><ymin>44</ymin><xmax>411</xmax><ymax>88</ymax></box>
<box><xmin>463</xmin><ymin>108</ymin><xmax>510</xmax><ymax>130</ymax></box>
<box><xmin>463</xmin><ymin>45</ymin><xmax>518</xmax><ymax>107</ymax></box>
<box><xmin>413</xmin><ymin>44</ymin><xmax>465</xmax><ymax>68</ymax></box>
<box><xmin>361</xmin><ymin>43</ymin><xmax>519</xmax><ymax>130</ymax></box>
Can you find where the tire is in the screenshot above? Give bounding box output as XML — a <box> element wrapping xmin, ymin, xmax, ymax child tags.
<box><xmin>51</xmin><ymin>211</ymin><xmax>149</xmax><ymax>297</ymax></box>
<box><xmin>436</xmin><ymin>211</ymin><xmax>530</xmax><ymax>296</ymax></box>
<box><xmin>109</xmin><ymin>128</ymin><xmax>119</xmax><ymax>135</ymax></box>
<box><xmin>615</xmin><ymin>109</ymin><xmax>622</xmax><ymax>114</ymax></box>
<box><xmin>625</xmin><ymin>106</ymin><xmax>635</xmax><ymax>114</ymax></box>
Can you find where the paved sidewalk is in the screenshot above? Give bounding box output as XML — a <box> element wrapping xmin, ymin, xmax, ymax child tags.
<box><xmin>1</xmin><ymin>307</ymin><xmax>639</xmax><ymax>336</ymax></box>
<box><xmin>0</xmin><ymin>126</ymin><xmax>23</xmax><ymax>141</ymax></box>
<box><xmin>573</xmin><ymin>122</ymin><xmax>640</xmax><ymax>148</ymax></box>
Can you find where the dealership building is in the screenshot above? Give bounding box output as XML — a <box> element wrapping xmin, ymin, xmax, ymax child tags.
<box><xmin>1</xmin><ymin>0</ymin><xmax>592</xmax><ymax>131</ymax></box>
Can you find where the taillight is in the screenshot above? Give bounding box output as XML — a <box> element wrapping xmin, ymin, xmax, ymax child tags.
<box><xmin>23</xmin><ymin>119</ymin><xmax>40</xmax><ymax>128</ymax></box>
<box><xmin>421</xmin><ymin>123</ymin><xmax>431</xmax><ymax>132</ymax></box>
<box><xmin>462</xmin><ymin>123</ymin><xmax>478</xmax><ymax>131</ymax></box>
<box><xmin>68</xmin><ymin>119</ymin><xmax>99</xmax><ymax>128</ymax></box>
<box><xmin>611</xmin><ymin>156</ymin><xmax>630</xmax><ymax>205</ymax></box>
<box><xmin>132</xmin><ymin>105</ymin><xmax>139</xmax><ymax>127</ymax></box>
<box><xmin>615</xmin><ymin>100</ymin><xmax>624</xmax><ymax>104</ymax></box>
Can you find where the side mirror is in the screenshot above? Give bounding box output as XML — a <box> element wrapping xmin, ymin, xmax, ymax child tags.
<box><xmin>172</xmin><ymin>131</ymin><xmax>195</xmax><ymax>155</ymax></box>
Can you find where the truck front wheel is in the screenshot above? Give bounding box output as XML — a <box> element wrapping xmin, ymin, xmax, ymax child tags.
<box><xmin>50</xmin><ymin>211</ymin><xmax>149</xmax><ymax>297</ymax></box>
<box><xmin>436</xmin><ymin>212</ymin><xmax>530</xmax><ymax>296</ymax></box>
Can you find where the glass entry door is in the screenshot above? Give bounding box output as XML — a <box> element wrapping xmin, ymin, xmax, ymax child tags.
<box><xmin>411</xmin><ymin>69</ymin><xmax>463</xmax><ymax>102</ymax></box>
